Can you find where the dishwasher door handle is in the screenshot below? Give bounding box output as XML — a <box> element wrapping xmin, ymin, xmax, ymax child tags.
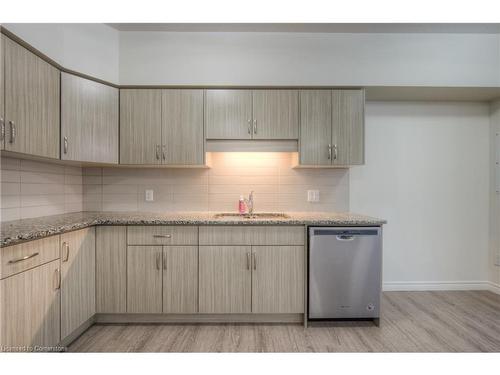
<box><xmin>336</xmin><ymin>235</ymin><xmax>355</xmax><ymax>241</ymax></box>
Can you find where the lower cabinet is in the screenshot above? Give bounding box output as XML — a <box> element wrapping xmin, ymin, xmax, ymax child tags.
<box><xmin>199</xmin><ymin>245</ymin><xmax>304</xmax><ymax>314</ymax></box>
<box><xmin>127</xmin><ymin>246</ymin><xmax>163</xmax><ymax>313</ymax></box>
<box><xmin>60</xmin><ymin>227</ymin><xmax>96</xmax><ymax>341</ymax></box>
<box><xmin>126</xmin><ymin>245</ymin><xmax>199</xmax><ymax>314</ymax></box>
<box><xmin>199</xmin><ymin>246</ymin><xmax>252</xmax><ymax>313</ymax></box>
<box><xmin>0</xmin><ymin>260</ymin><xmax>61</xmax><ymax>349</ymax></box>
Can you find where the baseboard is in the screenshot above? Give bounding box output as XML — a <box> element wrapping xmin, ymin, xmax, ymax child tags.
<box><xmin>95</xmin><ymin>313</ymin><xmax>303</xmax><ymax>324</ymax></box>
<box><xmin>58</xmin><ymin>315</ymin><xmax>95</xmax><ymax>349</ymax></box>
<box><xmin>487</xmin><ymin>281</ymin><xmax>500</xmax><ymax>295</ymax></box>
<box><xmin>382</xmin><ymin>281</ymin><xmax>493</xmax><ymax>292</ymax></box>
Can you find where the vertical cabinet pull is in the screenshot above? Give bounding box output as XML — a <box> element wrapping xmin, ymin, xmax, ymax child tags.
<box><xmin>328</xmin><ymin>144</ymin><xmax>332</xmax><ymax>160</ymax></box>
<box><xmin>253</xmin><ymin>119</ymin><xmax>257</xmax><ymax>134</ymax></box>
<box><xmin>0</xmin><ymin>117</ymin><xmax>4</xmax><ymax>141</ymax></box>
<box><xmin>53</xmin><ymin>268</ymin><xmax>61</xmax><ymax>290</ymax></box>
<box><xmin>333</xmin><ymin>144</ymin><xmax>338</xmax><ymax>160</ymax></box>
<box><xmin>247</xmin><ymin>119</ymin><xmax>251</xmax><ymax>134</ymax></box>
<box><xmin>62</xmin><ymin>242</ymin><xmax>70</xmax><ymax>262</ymax></box>
<box><xmin>162</xmin><ymin>255</ymin><xmax>167</xmax><ymax>270</ymax></box>
<box><xmin>162</xmin><ymin>145</ymin><xmax>166</xmax><ymax>161</ymax></box>
<box><xmin>9</xmin><ymin>121</ymin><xmax>15</xmax><ymax>144</ymax></box>
<box><xmin>156</xmin><ymin>253</ymin><xmax>161</xmax><ymax>270</ymax></box>
<box><xmin>252</xmin><ymin>252</ymin><xmax>257</xmax><ymax>270</ymax></box>
<box><xmin>246</xmin><ymin>252</ymin><xmax>251</xmax><ymax>270</ymax></box>
<box><xmin>63</xmin><ymin>136</ymin><xmax>68</xmax><ymax>154</ymax></box>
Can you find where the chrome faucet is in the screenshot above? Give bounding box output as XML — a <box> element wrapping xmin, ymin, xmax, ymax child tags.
<box><xmin>244</xmin><ymin>191</ymin><xmax>254</xmax><ymax>216</ymax></box>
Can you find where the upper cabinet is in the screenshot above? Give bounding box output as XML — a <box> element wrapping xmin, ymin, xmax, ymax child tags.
<box><xmin>252</xmin><ymin>90</ymin><xmax>298</xmax><ymax>139</ymax></box>
<box><xmin>3</xmin><ymin>37</ymin><xmax>60</xmax><ymax>159</ymax></box>
<box><xmin>0</xmin><ymin>35</ymin><xmax>5</xmax><ymax>151</ymax></box>
<box><xmin>299</xmin><ymin>89</ymin><xmax>364</xmax><ymax>166</ymax></box>
<box><xmin>61</xmin><ymin>73</ymin><xmax>119</xmax><ymax>164</ymax></box>
<box><xmin>205</xmin><ymin>90</ymin><xmax>252</xmax><ymax>139</ymax></box>
<box><xmin>162</xmin><ymin>89</ymin><xmax>204</xmax><ymax>165</ymax></box>
<box><xmin>120</xmin><ymin>89</ymin><xmax>204</xmax><ymax>165</ymax></box>
<box><xmin>120</xmin><ymin>89</ymin><xmax>162</xmax><ymax>165</ymax></box>
<box><xmin>205</xmin><ymin>89</ymin><xmax>299</xmax><ymax>140</ymax></box>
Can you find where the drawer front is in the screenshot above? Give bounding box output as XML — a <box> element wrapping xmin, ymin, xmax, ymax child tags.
<box><xmin>199</xmin><ymin>226</ymin><xmax>304</xmax><ymax>245</ymax></box>
<box><xmin>0</xmin><ymin>236</ymin><xmax>60</xmax><ymax>279</ymax></box>
<box><xmin>127</xmin><ymin>226</ymin><xmax>198</xmax><ymax>245</ymax></box>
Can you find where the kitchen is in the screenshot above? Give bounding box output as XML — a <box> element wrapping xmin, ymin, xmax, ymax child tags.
<box><xmin>0</xmin><ymin>4</ymin><xmax>499</xmax><ymax>371</ymax></box>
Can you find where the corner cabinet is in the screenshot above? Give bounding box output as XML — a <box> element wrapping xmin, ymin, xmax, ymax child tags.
<box><xmin>61</xmin><ymin>73</ymin><xmax>119</xmax><ymax>164</ymax></box>
<box><xmin>299</xmin><ymin>89</ymin><xmax>365</xmax><ymax>166</ymax></box>
<box><xmin>120</xmin><ymin>89</ymin><xmax>204</xmax><ymax>165</ymax></box>
<box><xmin>205</xmin><ymin>89</ymin><xmax>299</xmax><ymax>140</ymax></box>
<box><xmin>3</xmin><ymin>36</ymin><xmax>60</xmax><ymax>159</ymax></box>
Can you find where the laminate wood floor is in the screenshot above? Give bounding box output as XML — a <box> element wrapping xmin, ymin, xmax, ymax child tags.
<box><xmin>69</xmin><ymin>291</ymin><xmax>500</xmax><ymax>352</ymax></box>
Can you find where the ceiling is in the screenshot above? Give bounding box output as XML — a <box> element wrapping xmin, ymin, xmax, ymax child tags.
<box><xmin>107</xmin><ymin>23</ymin><xmax>500</xmax><ymax>33</ymax></box>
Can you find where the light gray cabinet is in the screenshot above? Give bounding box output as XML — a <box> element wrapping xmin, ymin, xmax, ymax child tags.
<box><xmin>252</xmin><ymin>90</ymin><xmax>298</xmax><ymax>139</ymax></box>
<box><xmin>120</xmin><ymin>89</ymin><xmax>162</xmax><ymax>165</ymax></box>
<box><xmin>205</xmin><ymin>89</ymin><xmax>252</xmax><ymax>139</ymax></box>
<box><xmin>0</xmin><ymin>35</ymin><xmax>5</xmax><ymax>150</ymax></box>
<box><xmin>4</xmin><ymin>36</ymin><xmax>60</xmax><ymax>159</ymax></box>
<box><xmin>206</xmin><ymin>89</ymin><xmax>299</xmax><ymax>140</ymax></box>
<box><xmin>299</xmin><ymin>89</ymin><xmax>364</xmax><ymax>166</ymax></box>
<box><xmin>162</xmin><ymin>89</ymin><xmax>204</xmax><ymax>165</ymax></box>
<box><xmin>61</xmin><ymin>73</ymin><xmax>119</xmax><ymax>163</ymax></box>
<box><xmin>60</xmin><ymin>227</ymin><xmax>96</xmax><ymax>341</ymax></box>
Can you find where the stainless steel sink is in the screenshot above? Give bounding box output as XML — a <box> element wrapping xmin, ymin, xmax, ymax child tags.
<box><xmin>213</xmin><ymin>212</ymin><xmax>290</xmax><ymax>219</ymax></box>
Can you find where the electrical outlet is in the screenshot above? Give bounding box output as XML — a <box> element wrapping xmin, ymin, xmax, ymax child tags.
<box><xmin>307</xmin><ymin>190</ymin><xmax>320</xmax><ymax>202</ymax></box>
<box><xmin>145</xmin><ymin>189</ymin><xmax>154</xmax><ymax>202</ymax></box>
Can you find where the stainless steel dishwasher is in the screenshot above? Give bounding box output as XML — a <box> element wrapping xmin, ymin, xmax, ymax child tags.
<box><xmin>308</xmin><ymin>227</ymin><xmax>382</xmax><ymax>324</ymax></box>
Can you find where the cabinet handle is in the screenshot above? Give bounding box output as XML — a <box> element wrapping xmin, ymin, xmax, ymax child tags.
<box><xmin>153</xmin><ymin>234</ymin><xmax>171</xmax><ymax>238</ymax></box>
<box><xmin>162</xmin><ymin>145</ymin><xmax>166</xmax><ymax>161</ymax></box>
<box><xmin>328</xmin><ymin>144</ymin><xmax>332</xmax><ymax>160</ymax></box>
<box><xmin>247</xmin><ymin>119</ymin><xmax>251</xmax><ymax>134</ymax></box>
<box><xmin>333</xmin><ymin>144</ymin><xmax>338</xmax><ymax>160</ymax></box>
<box><xmin>53</xmin><ymin>268</ymin><xmax>61</xmax><ymax>290</ymax></box>
<box><xmin>253</xmin><ymin>119</ymin><xmax>257</xmax><ymax>134</ymax></box>
<box><xmin>156</xmin><ymin>253</ymin><xmax>161</xmax><ymax>270</ymax></box>
<box><xmin>8</xmin><ymin>252</ymin><xmax>39</xmax><ymax>264</ymax></box>
<box><xmin>163</xmin><ymin>255</ymin><xmax>167</xmax><ymax>270</ymax></box>
<box><xmin>155</xmin><ymin>145</ymin><xmax>160</xmax><ymax>160</ymax></box>
<box><xmin>63</xmin><ymin>136</ymin><xmax>68</xmax><ymax>154</ymax></box>
<box><xmin>246</xmin><ymin>252</ymin><xmax>251</xmax><ymax>270</ymax></box>
<box><xmin>0</xmin><ymin>117</ymin><xmax>4</xmax><ymax>141</ymax></box>
<box><xmin>62</xmin><ymin>242</ymin><xmax>70</xmax><ymax>262</ymax></box>
<box><xmin>9</xmin><ymin>121</ymin><xmax>15</xmax><ymax>144</ymax></box>
<box><xmin>253</xmin><ymin>252</ymin><xmax>256</xmax><ymax>270</ymax></box>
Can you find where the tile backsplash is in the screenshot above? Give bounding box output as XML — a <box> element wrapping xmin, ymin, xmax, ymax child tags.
<box><xmin>0</xmin><ymin>157</ymin><xmax>83</xmax><ymax>222</ymax></box>
<box><xmin>83</xmin><ymin>153</ymin><xmax>349</xmax><ymax>213</ymax></box>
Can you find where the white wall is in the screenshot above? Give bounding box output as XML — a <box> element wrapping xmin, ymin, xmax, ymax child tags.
<box><xmin>490</xmin><ymin>100</ymin><xmax>500</xmax><ymax>288</ymax></box>
<box><xmin>3</xmin><ymin>23</ymin><xmax>119</xmax><ymax>84</ymax></box>
<box><xmin>119</xmin><ymin>32</ymin><xmax>500</xmax><ymax>86</ymax></box>
<box><xmin>351</xmin><ymin>102</ymin><xmax>491</xmax><ymax>289</ymax></box>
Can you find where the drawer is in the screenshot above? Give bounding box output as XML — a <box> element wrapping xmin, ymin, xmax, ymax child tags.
<box><xmin>199</xmin><ymin>226</ymin><xmax>304</xmax><ymax>246</ymax></box>
<box><xmin>0</xmin><ymin>236</ymin><xmax>60</xmax><ymax>279</ymax></box>
<box><xmin>127</xmin><ymin>226</ymin><xmax>198</xmax><ymax>245</ymax></box>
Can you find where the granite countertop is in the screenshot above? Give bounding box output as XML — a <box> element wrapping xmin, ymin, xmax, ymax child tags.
<box><xmin>0</xmin><ymin>211</ymin><xmax>386</xmax><ymax>247</ymax></box>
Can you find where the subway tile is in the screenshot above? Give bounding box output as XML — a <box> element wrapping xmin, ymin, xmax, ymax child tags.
<box><xmin>65</xmin><ymin>174</ymin><xmax>83</xmax><ymax>185</ymax></box>
<box><xmin>21</xmin><ymin>205</ymin><xmax>66</xmax><ymax>219</ymax></box>
<box><xmin>0</xmin><ymin>195</ymin><xmax>20</xmax><ymax>209</ymax></box>
<box><xmin>208</xmin><ymin>184</ymin><xmax>278</xmax><ymax>195</ymax></box>
<box><xmin>102</xmin><ymin>193</ymin><xmax>137</xmax><ymax>204</ymax></box>
<box><xmin>21</xmin><ymin>194</ymin><xmax>65</xmax><ymax>208</ymax></box>
<box><xmin>64</xmin><ymin>194</ymin><xmax>83</xmax><ymax>204</ymax></box>
<box><xmin>65</xmin><ymin>202</ymin><xmax>83</xmax><ymax>213</ymax></box>
<box><xmin>83</xmin><ymin>167</ymin><xmax>102</xmax><ymax>176</ymax></box>
<box><xmin>0</xmin><ymin>157</ymin><xmax>21</xmax><ymax>171</ymax></box>
<box><xmin>0</xmin><ymin>169</ymin><xmax>21</xmax><ymax>183</ymax></box>
<box><xmin>20</xmin><ymin>171</ymin><xmax>65</xmax><ymax>184</ymax></box>
<box><xmin>64</xmin><ymin>166</ymin><xmax>83</xmax><ymax>176</ymax></box>
<box><xmin>83</xmin><ymin>201</ymin><xmax>102</xmax><ymax>211</ymax></box>
<box><xmin>102</xmin><ymin>202</ymin><xmax>138</xmax><ymax>212</ymax></box>
<box><xmin>102</xmin><ymin>184</ymin><xmax>138</xmax><ymax>195</ymax></box>
<box><xmin>83</xmin><ymin>184</ymin><xmax>102</xmax><ymax>195</ymax></box>
<box><xmin>20</xmin><ymin>159</ymin><xmax>65</xmax><ymax>174</ymax></box>
<box><xmin>0</xmin><ymin>207</ymin><xmax>20</xmax><ymax>222</ymax></box>
<box><xmin>208</xmin><ymin>175</ymin><xmax>279</xmax><ymax>185</ymax></box>
<box><xmin>65</xmin><ymin>184</ymin><xmax>83</xmax><ymax>195</ymax></box>
<box><xmin>1</xmin><ymin>182</ymin><xmax>20</xmax><ymax>196</ymax></box>
<box><xmin>83</xmin><ymin>175</ymin><xmax>102</xmax><ymax>185</ymax></box>
<box><xmin>21</xmin><ymin>183</ymin><xmax>64</xmax><ymax>195</ymax></box>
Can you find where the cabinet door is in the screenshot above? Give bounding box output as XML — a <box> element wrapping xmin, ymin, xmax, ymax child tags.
<box><xmin>251</xmin><ymin>246</ymin><xmax>304</xmax><ymax>313</ymax></box>
<box><xmin>162</xmin><ymin>89</ymin><xmax>204</xmax><ymax>165</ymax></box>
<box><xmin>332</xmin><ymin>89</ymin><xmax>365</xmax><ymax>165</ymax></box>
<box><xmin>299</xmin><ymin>90</ymin><xmax>332</xmax><ymax>165</ymax></box>
<box><xmin>199</xmin><ymin>246</ymin><xmax>251</xmax><ymax>313</ymax></box>
<box><xmin>0</xmin><ymin>35</ymin><xmax>5</xmax><ymax>150</ymax></box>
<box><xmin>96</xmin><ymin>226</ymin><xmax>126</xmax><ymax>313</ymax></box>
<box><xmin>205</xmin><ymin>90</ymin><xmax>252</xmax><ymax>139</ymax></box>
<box><xmin>163</xmin><ymin>246</ymin><xmax>198</xmax><ymax>313</ymax></box>
<box><xmin>61</xmin><ymin>73</ymin><xmax>119</xmax><ymax>163</ymax></box>
<box><xmin>252</xmin><ymin>90</ymin><xmax>298</xmax><ymax>139</ymax></box>
<box><xmin>4</xmin><ymin>37</ymin><xmax>59</xmax><ymax>159</ymax></box>
<box><xmin>0</xmin><ymin>260</ymin><xmax>60</xmax><ymax>349</ymax></box>
<box><xmin>120</xmin><ymin>89</ymin><xmax>162</xmax><ymax>164</ymax></box>
<box><xmin>60</xmin><ymin>227</ymin><xmax>95</xmax><ymax>340</ymax></box>
<box><xmin>127</xmin><ymin>246</ymin><xmax>163</xmax><ymax>313</ymax></box>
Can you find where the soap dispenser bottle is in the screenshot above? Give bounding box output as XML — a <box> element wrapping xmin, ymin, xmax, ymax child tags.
<box><xmin>238</xmin><ymin>195</ymin><xmax>246</xmax><ymax>214</ymax></box>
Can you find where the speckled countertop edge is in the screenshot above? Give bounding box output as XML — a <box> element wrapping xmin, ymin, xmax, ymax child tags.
<box><xmin>0</xmin><ymin>211</ymin><xmax>386</xmax><ymax>247</ymax></box>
